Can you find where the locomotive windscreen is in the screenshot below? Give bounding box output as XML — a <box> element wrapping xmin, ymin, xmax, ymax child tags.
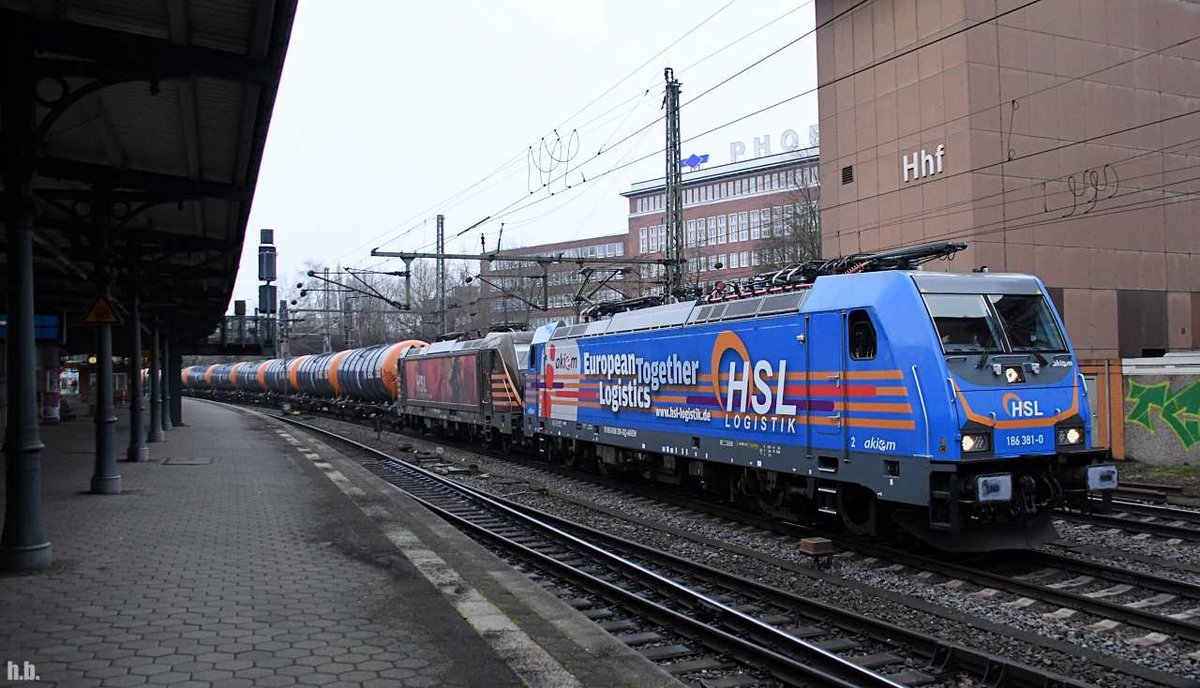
<box><xmin>404</xmin><ymin>355</ymin><xmax>478</xmax><ymax>407</ymax></box>
<box><xmin>924</xmin><ymin>293</ymin><xmax>1065</xmax><ymax>353</ymax></box>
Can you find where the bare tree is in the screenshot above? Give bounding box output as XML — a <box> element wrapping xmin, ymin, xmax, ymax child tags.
<box><xmin>758</xmin><ymin>177</ymin><xmax>822</xmax><ymax>272</ymax></box>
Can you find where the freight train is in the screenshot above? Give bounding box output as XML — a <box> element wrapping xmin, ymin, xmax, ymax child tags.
<box><xmin>184</xmin><ymin>243</ymin><xmax>1118</xmax><ymax>551</ymax></box>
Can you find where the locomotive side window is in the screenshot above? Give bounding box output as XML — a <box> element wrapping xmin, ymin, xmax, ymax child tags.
<box><xmin>514</xmin><ymin>343</ymin><xmax>531</xmax><ymax>370</ymax></box>
<box><xmin>848</xmin><ymin>310</ymin><xmax>877</xmax><ymax>360</ymax></box>
<box><xmin>923</xmin><ymin>294</ymin><xmax>1003</xmax><ymax>352</ymax></box>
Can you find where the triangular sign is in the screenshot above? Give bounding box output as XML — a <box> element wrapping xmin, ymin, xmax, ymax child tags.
<box><xmin>83</xmin><ymin>296</ymin><xmax>123</xmax><ymax>325</ymax></box>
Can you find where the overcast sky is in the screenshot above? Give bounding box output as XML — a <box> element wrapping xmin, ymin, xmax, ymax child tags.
<box><xmin>232</xmin><ymin>0</ymin><xmax>819</xmax><ymax>309</ymax></box>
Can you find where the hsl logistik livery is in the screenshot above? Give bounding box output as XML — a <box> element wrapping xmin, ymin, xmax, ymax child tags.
<box><xmin>184</xmin><ymin>242</ymin><xmax>1118</xmax><ymax>551</ymax></box>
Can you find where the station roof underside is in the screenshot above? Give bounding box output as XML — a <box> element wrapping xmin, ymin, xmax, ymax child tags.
<box><xmin>0</xmin><ymin>0</ymin><xmax>297</xmax><ymax>348</ymax></box>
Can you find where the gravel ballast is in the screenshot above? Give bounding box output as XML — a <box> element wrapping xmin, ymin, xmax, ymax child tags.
<box><xmin>293</xmin><ymin>412</ymin><xmax>1194</xmax><ymax>687</ymax></box>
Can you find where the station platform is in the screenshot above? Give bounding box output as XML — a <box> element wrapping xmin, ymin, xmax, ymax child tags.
<box><xmin>0</xmin><ymin>399</ymin><xmax>680</xmax><ymax>688</ymax></box>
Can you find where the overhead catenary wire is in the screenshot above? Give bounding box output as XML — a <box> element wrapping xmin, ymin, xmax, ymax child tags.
<box><xmin>875</xmin><ymin>171</ymin><xmax>1200</xmax><ymax>252</ymax></box>
<box><xmin>531</xmin><ymin>0</ymin><xmax>874</xmax><ymax>191</ymax></box>
<box><xmin>473</xmin><ymin>0</ymin><xmax>1045</xmax><ymax>240</ymax></box>
<box><xmin>358</xmin><ymin>1</ymin><xmax>826</xmax><ymax>263</ymax></box>
<box><xmin>814</xmin><ymin>105</ymin><xmax>1200</xmax><ymax>242</ymax></box>
<box><xmin>339</xmin><ymin>0</ymin><xmax>745</xmax><ymax>264</ymax></box>
<box><xmin>823</xmin><ymin>131</ymin><xmax>1200</xmax><ymax>245</ymax></box>
<box><xmin>930</xmin><ymin>173</ymin><xmax>1200</xmax><ymax>249</ymax></box>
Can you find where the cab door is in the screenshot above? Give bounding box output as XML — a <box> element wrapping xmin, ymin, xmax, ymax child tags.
<box><xmin>805</xmin><ymin>311</ymin><xmax>847</xmax><ymax>461</ymax></box>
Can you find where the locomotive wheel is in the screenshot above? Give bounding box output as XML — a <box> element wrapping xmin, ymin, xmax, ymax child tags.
<box><xmin>838</xmin><ymin>484</ymin><xmax>877</xmax><ymax>536</ymax></box>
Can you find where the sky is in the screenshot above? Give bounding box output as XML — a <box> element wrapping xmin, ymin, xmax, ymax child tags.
<box><xmin>232</xmin><ymin>0</ymin><xmax>820</xmax><ymax>309</ymax></box>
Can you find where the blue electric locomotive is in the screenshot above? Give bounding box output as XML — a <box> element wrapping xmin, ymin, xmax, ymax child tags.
<box><xmin>525</xmin><ymin>247</ymin><xmax>1117</xmax><ymax>550</ymax></box>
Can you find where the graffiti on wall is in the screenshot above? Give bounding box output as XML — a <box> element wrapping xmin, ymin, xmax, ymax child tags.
<box><xmin>1126</xmin><ymin>380</ymin><xmax>1200</xmax><ymax>450</ymax></box>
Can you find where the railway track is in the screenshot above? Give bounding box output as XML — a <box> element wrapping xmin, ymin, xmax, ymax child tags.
<box><xmin>428</xmin><ymin>442</ymin><xmax>1200</xmax><ymax>669</ymax></box>
<box><xmin>841</xmin><ymin>544</ymin><xmax>1200</xmax><ymax>646</ymax></box>
<box><xmin>379</xmin><ymin>427</ymin><xmax>1200</xmax><ymax>653</ymax></box>
<box><xmin>1111</xmin><ymin>482</ymin><xmax>1186</xmax><ymax>505</ymax></box>
<box><xmin>197</xmin><ymin>395</ymin><xmax>1196</xmax><ymax>686</ymax></box>
<box><xmin>1057</xmin><ymin>500</ymin><xmax>1200</xmax><ymax>544</ymax></box>
<box><xmin>542</xmin><ymin>471</ymin><xmax>1200</xmax><ymax>650</ymax></box>
<box><xmin>272</xmin><ymin>412</ymin><xmax>1093</xmax><ymax>688</ymax></box>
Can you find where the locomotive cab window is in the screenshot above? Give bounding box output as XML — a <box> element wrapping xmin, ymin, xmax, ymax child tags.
<box><xmin>848</xmin><ymin>310</ymin><xmax>877</xmax><ymax>360</ymax></box>
<box><xmin>988</xmin><ymin>294</ymin><xmax>1066</xmax><ymax>352</ymax></box>
<box><xmin>923</xmin><ymin>293</ymin><xmax>1065</xmax><ymax>354</ymax></box>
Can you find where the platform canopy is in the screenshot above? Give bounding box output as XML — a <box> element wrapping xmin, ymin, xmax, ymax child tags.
<box><xmin>0</xmin><ymin>0</ymin><xmax>298</xmax><ymax>348</ymax></box>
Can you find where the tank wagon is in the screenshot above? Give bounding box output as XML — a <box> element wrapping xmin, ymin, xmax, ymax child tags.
<box><xmin>184</xmin><ymin>244</ymin><xmax>1117</xmax><ymax>550</ymax></box>
<box><xmin>183</xmin><ymin>340</ymin><xmax>424</xmax><ymax>416</ymax></box>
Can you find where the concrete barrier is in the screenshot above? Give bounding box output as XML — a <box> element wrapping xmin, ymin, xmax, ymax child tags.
<box><xmin>1120</xmin><ymin>352</ymin><xmax>1200</xmax><ymax>466</ymax></box>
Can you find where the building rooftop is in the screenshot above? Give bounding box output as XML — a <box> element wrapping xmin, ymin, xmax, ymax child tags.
<box><xmin>494</xmin><ymin>232</ymin><xmax>628</xmax><ymax>254</ymax></box>
<box><xmin>622</xmin><ymin>147</ymin><xmax>819</xmax><ymax>197</ymax></box>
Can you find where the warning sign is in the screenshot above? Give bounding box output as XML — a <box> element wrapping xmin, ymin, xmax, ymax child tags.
<box><xmin>83</xmin><ymin>296</ymin><xmax>123</xmax><ymax>325</ymax></box>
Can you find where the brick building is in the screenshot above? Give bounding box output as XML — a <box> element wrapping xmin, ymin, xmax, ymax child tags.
<box><xmin>478</xmin><ymin>234</ymin><xmax>629</xmax><ymax>329</ymax></box>
<box><xmin>815</xmin><ymin>0</ymin><xmax>1200</xmax><ymax>358</ymax></box>
<box><xmin>477</xmin><ymin>150</ymin><xmax>821</xmax><ymax>328</ymax></box>
<box><xmin>621</xmin><ymin>148</ymin><xmax>822</xmax><ymax>296</ymax></box>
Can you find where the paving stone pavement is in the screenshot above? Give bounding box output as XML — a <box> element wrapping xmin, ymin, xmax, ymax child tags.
<box><xmin>0</xmin><ymin>400</ymin><xmax>526</xmax><ymax>688</ymax></box>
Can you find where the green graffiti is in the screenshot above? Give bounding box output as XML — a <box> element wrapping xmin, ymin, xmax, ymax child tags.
<box><xmin>1126</xmin><ymin>380</ymin><xmax>1200</xmax><ymax>450</ymax></box>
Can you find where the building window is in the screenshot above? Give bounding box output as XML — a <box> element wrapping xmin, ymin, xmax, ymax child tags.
<box><xmin>706</xmin><ymin>217</ymin><xmax>716</xmax><ymax>245</ymax></box>
<box><xmin>750</xmin><ymin>211</ymin><xmax>760</xmax><ymax>240</ymax></box>
<box><xmin>639</xmin><ymin>228</ymin><xmax>647</xmax><ymax>254</ymax></box>
<box><xmin>738</xmin><ymin>211</ymin><xmax>749</xmax><ymax>241</ymax></box>
<box><xmin>716</xmin><ymin>215</ymin><xmax>727</xmax><ymax>244</ymax></box>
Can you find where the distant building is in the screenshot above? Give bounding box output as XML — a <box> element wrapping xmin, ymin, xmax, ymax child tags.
<box><xmin>476</xmin><ymin>149</ymin><xmax>821</xmax><ymax>329</ymax></box>
<box><xmin>478</xmin><ymin>234</ymin><xmax>629</xmax><ymax>328</ymax></box>
<box><xmin>621</xmin><ymin>148</ymin><xmax>821</xmax><ymax>296</ymax></box>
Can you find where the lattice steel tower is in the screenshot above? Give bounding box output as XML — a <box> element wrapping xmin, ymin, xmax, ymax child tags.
<box><xmin>663</xmin><ymin>67</ymin><xmax>684</xmax><ymax>300</ymax></box>
<box><xmin>436</xmin><ymin>213</ymin><xmax>446</xmax><ymax>334</ymax></box>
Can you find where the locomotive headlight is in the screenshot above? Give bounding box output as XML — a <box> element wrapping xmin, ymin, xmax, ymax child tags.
<box><xmin>1057</xmin><ymin>426</ymin><xmax>1084</xmax><ymax>445</ymax></box>
<box><xmin>961</xmin><ymin>433</ymin><xmax>989</xmax><ymax>453</ymax></box>
<box><xmin>975</xmin><ymin>473</ymin><xmax>1012</xmax><ymax>502</ymax></box>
